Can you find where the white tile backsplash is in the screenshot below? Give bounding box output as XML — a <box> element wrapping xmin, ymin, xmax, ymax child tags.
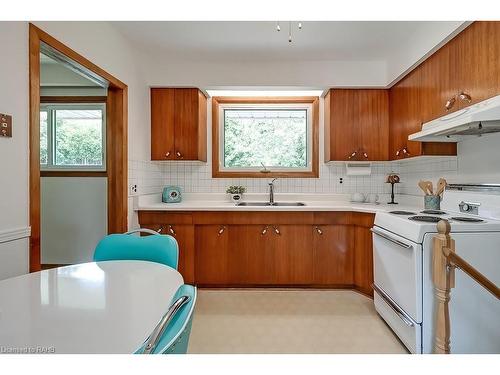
<box><xmin>128</xmin><ymin>159</ymin><xmax>410</xmax><ymax>197</ymax></box>
<box><xmin>129</xmin><ymin>155</ymin><xmax>464</xmax><ymax>199</ymax></box>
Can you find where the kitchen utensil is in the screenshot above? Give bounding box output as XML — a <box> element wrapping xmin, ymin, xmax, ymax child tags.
<box><xmin>418</xmin><ymin>180</ymin><xmax>429</xmax><ymax>195</ymax></box>
<box><xmin>436</xmin><ymin>178</ymin><xmax>447</xmax><ymax>197</ymax></box>
<box><xmin>424</xmin><ymin>181</ymin><xmax>434</xmax><ymax>195</ymax></box>
<box><xmin>351</xmin><ymin>192</ymin><xmax>366</xmax><ymax>203</ymax></box>
<box><xmin>424</xmin><ymin>195</ymin><xmax>441</xmax><ymax>210</ymax></box>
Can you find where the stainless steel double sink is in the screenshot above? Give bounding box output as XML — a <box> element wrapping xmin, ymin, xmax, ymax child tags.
<box><xmin>235</xmin><ymin>202</ymin><xmax>306</xmax><ymax>207</ymax></box>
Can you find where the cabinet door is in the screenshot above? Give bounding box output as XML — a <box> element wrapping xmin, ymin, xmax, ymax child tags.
<box><xmin>456</xmin><ymin>22</ymin><xmax>500</xmax><ymax>108</ymax></box>
<box><xmin>151</xmin><ymin>88</ymin><xmax>175</xmax><ymax>160</ymax></box>
<box><xmin>326</xmin><ymin>89</ymin><xmax>360</xmax><ymax>161</ymax></box>
<box><xmin>174</xmin><ymin>88</ymin><xmax>204</xmax><ymax>160</ymax></box>
<box><xmin>353</xmin><ymin>226</ymin><xmax>373</xmax><ymax>296</ymax></box>
<box><xmin>195</xmin><ymin>225</ymin><xmax>229</xmax><ymax>285</ymax></box>
<box><xmin>273</xmin><ymin>225</ymin><xmax>313</xmax><ymax>285</ymax></box>
<box><xmin>389</xmin><ymin>68</ymin><xmax>423</xmax><ymax>159</ymax></box>
<box><xmin>419</xmin><ymin>43</ymin><xmax>458</xmax><ymax>122</ymax></box>
<box><xmin>228</xmin><ymin>225</ymin><xmax>276</xmax><ymax>285</ymax></box>
<box><xmin>312</xmin><ymin>225</ymin><xmax>354</xmax><ymax>285</ymax></box>
<box><xmin>142</xmin><ymin>223</ymin><xmax>195</xmax><ymax>284</ymax></box>
<box><xmin>358</xmin><ymin>90</ymin><xmax>389</xmax><ymax>161</ymax></box>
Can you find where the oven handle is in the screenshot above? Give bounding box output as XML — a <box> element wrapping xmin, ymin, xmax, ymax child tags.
<box><xmin>373</xmin><ymin>284</ymin><xmax>415</xmax><ymax>327</ymax></box>
<box><xmin>371</xmin><ymin>227</ymin><xmax>413</xmax><ymax>249</ymax></box>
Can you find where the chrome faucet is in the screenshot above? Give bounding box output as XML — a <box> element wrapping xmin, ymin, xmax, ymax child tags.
<box><xmin>268</xmin><ymin>178</ymin><xmax>278</xmax><ymax>205</ymax></box>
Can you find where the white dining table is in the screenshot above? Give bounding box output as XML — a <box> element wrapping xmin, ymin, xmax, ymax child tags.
<box><xmin>0</xmin><ymin>260</ymin><xmax>184</xmax><ymax>354</ymax></box>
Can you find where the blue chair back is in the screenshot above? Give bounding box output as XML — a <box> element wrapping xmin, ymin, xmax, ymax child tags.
<box><xmin>135</xmin><ymin>284</ymin><xmax>197</xmax><ymax>354</ymax></box>
<box><xmin>93</xmin><ymin>229</ymin><xmax>179</xmax><ymax>269</ymax></box>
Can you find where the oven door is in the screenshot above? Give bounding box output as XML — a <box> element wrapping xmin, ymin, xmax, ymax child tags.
<box><xmin>372</xmin><ymin>226</ymin><xmax>422</xmax><ymax>322</ymax></box>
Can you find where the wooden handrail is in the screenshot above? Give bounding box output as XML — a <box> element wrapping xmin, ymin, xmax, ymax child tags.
<box><xmin>432</xmin><ymin>220</ymin><xmax>500</xmax><ymax>354</ymax></box>
<box><xmin>444</xmin><ymin>249</ymin><xmax>500</xmax><ymax>300</ymax></box>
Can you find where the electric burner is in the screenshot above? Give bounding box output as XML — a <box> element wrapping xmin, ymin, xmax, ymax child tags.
<box><xmin>408</xmin><ymin>215</ymin><xmax>442</xmax><ymax>223</ymax></box>
<box><xmin>421</xmin><ymin>210</ymin><xmax>447</xmax><ymax>215</ymax></box>
<box><xmin>450</xmin><ymin>217</ymin><xmax>485</xmax><ymax>223</ymax></box>
<box><xmin>389</xmin><ymin>211</ymin><xmax>417</xmax><ymax>215</ymax></box>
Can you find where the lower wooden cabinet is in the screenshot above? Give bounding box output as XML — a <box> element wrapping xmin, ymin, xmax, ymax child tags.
<box><xmin>312</xmin><ymin>225</ymin><xmax>354</xmax><ymax>285</ymax></box>
<box><xmin>142</xmin><ymin>223</ymin><xmax>195</xmax><ymax>284</ymax></box>
<box><xmin>138</xmin><ymin>211</ymin><xmax>374</xmax><ymax>295</ymax></box>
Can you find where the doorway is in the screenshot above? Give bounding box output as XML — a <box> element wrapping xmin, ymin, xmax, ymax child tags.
<box><xmin>29</xmin><ymin>24</ymin><xmax>128</xmax><ymax>272</ymax></box>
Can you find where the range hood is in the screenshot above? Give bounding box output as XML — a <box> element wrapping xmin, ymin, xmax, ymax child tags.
<box><xmin>409</xmin><ymin>94</ymin><xmax>500</xmax><ymax>142</ymax></box>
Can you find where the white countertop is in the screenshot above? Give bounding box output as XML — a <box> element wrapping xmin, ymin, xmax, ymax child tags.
<box><xmin>134</xmin><ymin>193</ymin><xmax>424</xmax><ymax>214</ymax></box>
<box><xmin>0</xmin><ymin>261</ymin><xmax>184</xmax><ymax>354</ymax></box>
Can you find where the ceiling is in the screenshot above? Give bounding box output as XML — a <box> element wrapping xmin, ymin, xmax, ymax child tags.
<box><xmin>112</xmin><ymin>21</ymin><xmax>463</xmax><ymax>64</ymax></box>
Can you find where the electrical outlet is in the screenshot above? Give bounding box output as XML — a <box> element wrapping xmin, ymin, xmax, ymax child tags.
<box><xmin>130</xmin><ymin>184</ymin><xmax>138</xmax><ymax>194</ymax></box>
<box><xmin>339</xmin><ymin>177</ymin><xmax>343</xmax><ymax>184</ymax></box>
<box><xmin>0</xmin><ymin>113</ymin><xmax>12</xmax><ymax>138</ymax></box>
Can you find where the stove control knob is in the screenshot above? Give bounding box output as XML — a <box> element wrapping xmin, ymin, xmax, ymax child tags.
<box><xmin>459</xmin><ymin>201</ymin><xmax>470</xmax><ymax>211</ymax></box>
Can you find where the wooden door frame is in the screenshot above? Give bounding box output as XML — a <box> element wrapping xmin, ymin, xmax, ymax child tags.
<box><xmin>29</xmin><ymin>23</ymin><xmax>128</xmax><ymax>272</ymax></box>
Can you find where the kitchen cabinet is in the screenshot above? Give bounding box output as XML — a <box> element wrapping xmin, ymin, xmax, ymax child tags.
<box><xmin>195</xmin><ymin>224</ymin><xmax>229</xmax><ymax>285</ymax></box>
<box><xmin>138</xmin><ymin>210</ymin><xmax>374</xmax><ymax>293</ymax></box>
<box><xmin>312</xmin><ymin>225</ymin><xmax>354</xmax><ymax>285</ymax></box>
<box><xmin>141</xmin><ymin>222</ymin><xmax>195</xmax><ymax>284</ymax></box>
<box><xmin>324</xmin><ymin>89</ymin><xmax>389</xmax><ymax>161</ymax></box>
<box><xmin>151</xmin><ymin>88</ymin><xmax>207</xmax><ymax>161</ymax></box>
<box><xmin>455</xmin><ymin>22</ymin><xmax>500</xmax><ymax>108</ymax></box>
<box><xmin>389</xmin><ymin>63</ymin><xmax>457</xmax><ymax>160</ymax></box>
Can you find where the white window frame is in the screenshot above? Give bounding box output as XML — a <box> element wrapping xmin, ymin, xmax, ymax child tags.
<box><xmin>40</xmin><ymin>103</ymin><xmax>106</xmax><ymax>171</ymax></box>
<box><xmin>218</xmin><ymin>102</ymin><xmax>313</xmax><ymax>173</ymax></box>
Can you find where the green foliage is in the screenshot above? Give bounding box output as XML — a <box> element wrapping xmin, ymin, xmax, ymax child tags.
<box><xmin>226</xmin><ymin>185</ymin><xmax>246</xmax><ymax>194</ymax></box>
<box><xmin>55</xmin><ymin>118</ymin><xmax>102</xmax><ymax>166</ymax></box>
<box><xmin>224</xmin><ymin>110</ymin><xmax>307</xmax><ymax>168</ymax></box>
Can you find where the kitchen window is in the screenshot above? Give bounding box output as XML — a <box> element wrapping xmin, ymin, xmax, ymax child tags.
<box><xmin>212</xmin><ymin>97</ymin><xmax>319</xmax><ymax>178</ymax></box>
<box><xmin>40</xmin><ymin>104</ymin><xmax>106</xmax><ymax>171</ymax></box>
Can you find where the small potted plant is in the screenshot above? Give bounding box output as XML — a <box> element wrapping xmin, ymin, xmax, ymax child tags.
<box><xmin>226</xmin><ymin>185</ymin><xmax>246</xmax><ymax>203</ymax></box>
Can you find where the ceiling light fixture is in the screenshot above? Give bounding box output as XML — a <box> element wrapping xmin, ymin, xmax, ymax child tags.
<box><xmin>276</xmin><ymin>21</ymin><xmax>302</xmax><ymax>43</ymax></box>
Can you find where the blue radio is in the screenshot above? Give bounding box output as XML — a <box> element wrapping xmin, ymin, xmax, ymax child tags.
<box><xmin>162</xmin><ymin>186</ymin><xmax>182</xmax><ymax>203</ymax></box>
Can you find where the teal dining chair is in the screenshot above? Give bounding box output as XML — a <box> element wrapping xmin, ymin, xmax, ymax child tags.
<box><xmin>93</xmin><ymin>228</ymin><xmax>179</xmax><ymax>269</ymax></box>
<box><xmin>136</xmin><ymin>284</ymin><xmax>197</xmax><ymax>354</ymax></box>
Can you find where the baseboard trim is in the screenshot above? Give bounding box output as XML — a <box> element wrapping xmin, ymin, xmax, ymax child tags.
<box><xmin>0</xmin><ymin>227</ymin><xmax>31</xmax><ymax>244</ymax></box>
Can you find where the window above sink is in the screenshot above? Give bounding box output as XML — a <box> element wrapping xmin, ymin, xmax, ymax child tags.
<box><xmin>212</xmin><ymin>97</ymin><xmax>319</xmax><ymax>178</ymax></box>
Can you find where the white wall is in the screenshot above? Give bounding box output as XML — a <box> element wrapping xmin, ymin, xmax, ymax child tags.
<box><xmin>456</xmin><ymin>133</ymin><xmax>500</xmax><ymax>183</ymax></box>
<box><xmin>0</xmin><ymin>21</ymin><xmax>148</xmax><ymax>279</ymax></box>
<box><xmin>0</xmin><ymin>22</ymin><xmax>30</xmax><ymax>280</ymax></box>
<box><xmin>41</xmin><ymin>178</ymin><xmax>107</xmax><ymax>264</ymax></box>
<box><xmin>144</xmin><ymin>59</ymin><xmax>388</xmax><ymax>88</ymax></box>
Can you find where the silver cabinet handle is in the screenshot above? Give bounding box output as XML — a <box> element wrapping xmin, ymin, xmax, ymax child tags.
<box><xmin>168</xmin><ymin>225</ymin><xmax>176</xmax><ymax>236</ymax></box>
<box><xmin>363</xmin><ymin>152</ymin><xmax>368</xmax><ymax>158</ymax></box>
<box><xmin>373</xmin><ymin>284</ymin><xmax>414</xmax><ymax>327</ymax></box>
<box><xmin>165</xmin><ymin>151</ymin><xmax>171</xmax><ymax>158</ymax></box>
<box><xmin>395</xmin><ymin>149</ymin><xmax>401</xmax><ymax>157</ymax></box>
<box><xmin>157</xmin><ymin>226</ymin><xmax>164</xmax><ymax>233</ymax></box>
<box><xmin>459</xmin><ymin>92</ymin><xmax>472</xmax><ymax>103</ymax></box>
<box><xmin>217</xmin><ymin>225</ymin><xmax>226</xmax><ymax>236</ymax></box>
<box><xmin>402</xmin><ymin>147</ymin><xmax>410</xmax><ymax>156</ymax></box>
<box><xmin>445</xmin><ymin>96</ymin><xmax>456</xmax><ymax>111</ymax></box>
<box><xmin>371</xmin><ymin>227</ymin><xmax>412</xmax><ymax>249</ymax></box>
<box><xmin>176</xmin><ymin>151</ymin><xmax>183</xmax><ymax>158</ymax></box>
<box><xmin>261</xmin><ymin>226</ymin><xmax>269</xmax><ymax>236</ymax></box>
<box><xmin>315</xmin><ymin>226</ymin><xmax>323</xmax><ymax>235</ymax></box>
<box><xmin>273</xmin><ymin>226</ymin><xmax>281</xmax><ymax>235</ymax></box>
<box><xmin>141</xmin><ymin>295</ymin><xmax>191</xmax><ymax>354</ymax></box>
<box><xmin>348</xmin><ymin>150</ymin><xmax>357</xmax><ymax>159</ymax></box>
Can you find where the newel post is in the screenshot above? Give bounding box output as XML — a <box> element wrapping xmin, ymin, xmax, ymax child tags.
<box><xmin>432</xmin><ymin>220</ymin><xmax>456</xmax><ymax>354</ymax></box>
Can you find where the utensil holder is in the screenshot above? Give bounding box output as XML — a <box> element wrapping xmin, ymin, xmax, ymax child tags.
<box><xmin>424</xmin><ymin>195</ymin><xmax>441</xmax><ymax>210</ymax></box>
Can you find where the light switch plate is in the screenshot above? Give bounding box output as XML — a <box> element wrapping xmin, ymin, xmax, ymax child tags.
<box><xmin>0</xmin><ymin>113</ymin><xmax>12</xmax><ymax>138</ymax></box>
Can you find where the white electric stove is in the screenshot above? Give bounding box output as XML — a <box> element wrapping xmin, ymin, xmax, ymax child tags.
<box><xmin>372</xmin><ymin>184</ymin><xmax>500</xmax><ymax>354</ymax></box>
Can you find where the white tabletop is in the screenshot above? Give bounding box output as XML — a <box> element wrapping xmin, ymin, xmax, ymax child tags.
<box><xmin>0</xmin><ymin>261</ymin><xmax>184</xmax><ymax>354</ymax></box>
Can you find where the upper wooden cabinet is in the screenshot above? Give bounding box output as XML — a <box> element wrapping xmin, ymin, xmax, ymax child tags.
<box><xmin>151</xmin><ymin>88</ymin><xmax>207</xmax><ymax>161</ymax></box>
<box><xmin>455</xmin><ymin>22</ymin><xmax>500</xmax><ymax>108</ymax></box>
<box><xmin>324</xmin><ymin>89</ymin><xmax>389</xmax><ymax>161</ymax></box>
